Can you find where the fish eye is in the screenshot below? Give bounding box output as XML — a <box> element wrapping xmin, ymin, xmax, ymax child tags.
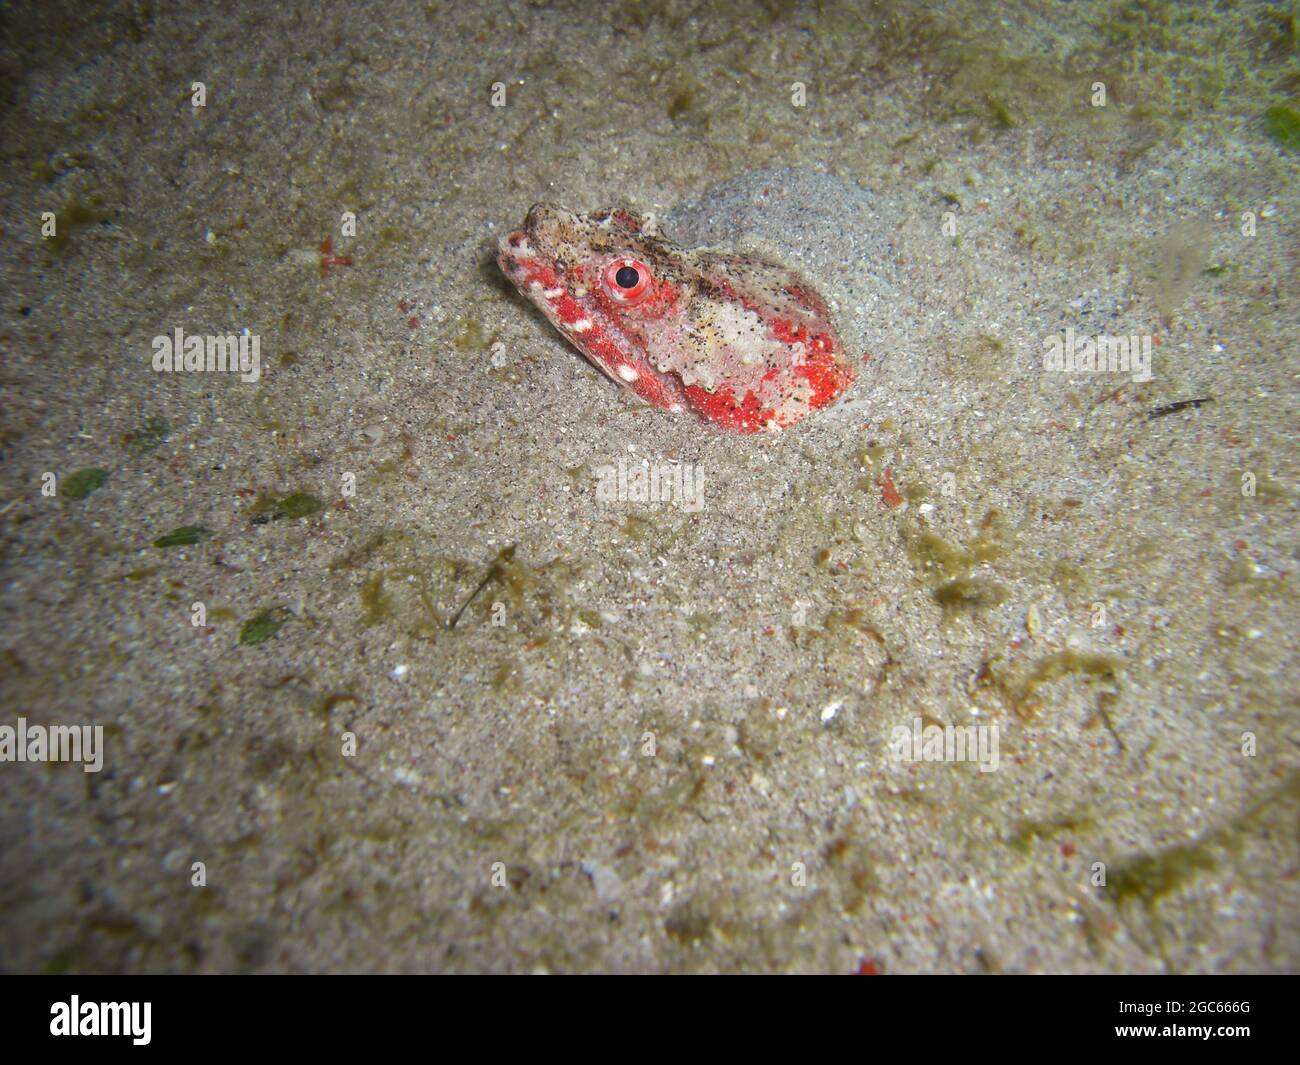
<box><xmin>602</xmin><ymin>257</ymin><xmax>652</xmax><ymax>304</ymax></box>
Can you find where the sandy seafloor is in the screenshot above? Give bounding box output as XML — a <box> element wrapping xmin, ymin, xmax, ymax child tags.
<box><xmin>0</xmin><ymin>0</ymin><xmax>1296</xmax><ymax>974</ymax></box>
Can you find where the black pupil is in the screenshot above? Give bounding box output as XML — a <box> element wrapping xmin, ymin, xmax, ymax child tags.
<box><xmin>615</xmin><ymin>265</ymin><xmax>640</xmax><ymax>289</ymax></box>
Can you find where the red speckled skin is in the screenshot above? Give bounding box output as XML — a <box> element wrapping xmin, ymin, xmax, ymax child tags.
<box><xmin>497</xmin><ymin>204</ymin><xmax>856</xmax><ymax>432</ymax></box>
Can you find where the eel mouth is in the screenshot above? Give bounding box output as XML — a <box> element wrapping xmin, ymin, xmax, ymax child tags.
<box><xmin>497</xmin><ymin>204</ymin><xmax>582</xmax><ymax>274</ymax></box>
<box><xmin>496</xmin><ymin>227</ymin><xmax>534</xmax><ymax>279</ymax></box>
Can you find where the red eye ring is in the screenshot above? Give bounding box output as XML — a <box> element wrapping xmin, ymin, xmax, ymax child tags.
<box><xmin>602</xmin><ymin>257</ymin><xmax>652</xmax><ymax>304</ymax></box>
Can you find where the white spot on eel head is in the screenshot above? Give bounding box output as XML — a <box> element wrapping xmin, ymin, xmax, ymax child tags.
<box><xmin>617</xmin><ymin>364</ymin><xmax>639</xmax><ymax>382</ymax></box>
<box><xmin>571</xmin><ymin>318</ymin><xmax>593</xmax><ymax>333</ymax></box>
<box><xmin>543</xmin><ymin>287</ymin><xmax>565</xmax><ymax>299</ymax></box>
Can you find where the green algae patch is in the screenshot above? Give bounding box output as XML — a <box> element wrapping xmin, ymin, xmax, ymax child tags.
<box><xmin>357</xmin><ymin>549</ymin><xmax>529</xmax><ymax>637</ymax></box>
<box><xmin>1112</xmin><ymin>777</ymin><xmax>1297</xmax><ymax>905</ymax></box>
<box><xmin>1222</xmin><ymin>554</ymin><xmax>1290</xmax><ymax>598</ymax></box>
<box><xmin>949</xmin><ymin>334</ymin><xmax>1009</xmax><ymax>380</ymax></box>
<box><xmin>490</xmin><ymin>658</ymin><xmax>523</xmax><ymax>694</ymax></box>
<box><xmin>666</xmin><ymin>83</ymin><xmax>699</xmax><ymax>122</ymax></box>
<box><xmin>248</xmin><ymin>490</ymin><xmax>324</xmax><ymax>521</ymax></box>
<box><xmin>357</xmin><ymin>547</ymin><xmax>476</xmax><ymax>637</ymax></box>
<box><xmin>367</xmin><ymin>457</ymin><xmax>410</xmax><ymax>486</ymax></box>
<box><xmin>1108</xmin><ymin>838</ymin><xmax>1218</xmax><ymax>909</ymax></box>
<box><xmin>985</xmin><ymin>94</ymin><xmax>1017</xmax><ymax>129</ymax></box>
<box><xmin>245</xmin><ymin>493</ymin><xmax>281</xmax><ymax>519</ymax></box>
<box><xmin>904</xmin><ymin>515</ymin><xmax>1006</xmax><ymax>595</ymax></box>
<box><xmin>1007</xmin><ymin>813</ymin><xmax>1093</xmax><ymax>854</ymax></box>
<box><xmin>933</xmin><ymin>576</ymin><xmax>1009</xmax><ymax>611</ymax></box>
<box><xmin>45</xmin><ymin>197</ymin><xmax>114</xmax><ymax>251</ymax></box>
<box><xmin>41</xmin><ymin>946</ymin><xmax>79</xmax><ymax>975</ymax></box>
<box><xmin>822</xmin><ymin>608</ymin><xmax>886</xmax><ymax>643</ymax></box>
<box><xmin>121</xmin><ymin>416</ymin><xmax>170</xmax><ymax>455</ymax></box>
<box><xmin>1263</xmin><ymin>104</ymin><xmax>1300</xmax><ymax>153</ymax></box>
<box><xmin>1050</xmin><ymin>560</ymin><xmax>1094</xmax><ymax>599</ymax></box>
<box><xmin>978</xmin><ymin>649</ymin><xmax>1124</xmax><ymax>717</ymax></box>
<box><xmin>488</xmin><ymin>363</ymin><xmax>524</xmax><ymax>386</ymax></box>
<box><xmin>239</xmin><ymin>606</ymin><xmax>292</xmax><ymax>646</ymax></box>
<box><xmin>153</xmin><ymin>525</ymin><xmax>210</xmax><ymax>548</ymax></box>
<box><xmin>620</xmin><ymin>515</ymin><xmax>654</xmax><ymax>541</ymax></box>
<box><xmin>62</xmin><ymin>468</ymin><xmax>108</xmax><ymax>500</ymax></box>
<box><xmin>1099</xmin><ymin>775</ymin><xmax>1300</xmax><ymax>950</ymax></box>
<box><xmin>452</xmin><ymin>318</ymin><xmax>494</xmax><ymax>351</ymax></box>
<box><xmin>488</xmin><ymin>545</ymin><xmax>549</xmax><ymax>615</ymax></box>
<box><xmin>1223</xmin><ymin>554</ymin><xmax>1265</xmax><ymax>587</ymax></box>
<box><xmin>857</xmin><ymin>444</ymin><xmax>888</xmax><ymax>468</ymax></box>
<box><xmin>686</xmin><ymin>611</ymin><xmax>717</xmax><ymax>635</ymax></box>
<box><xmin>364</xmin><ymin>560</ymin><xmax>474</xmax><ymax>633</ymax></box>
<box><xmin>1022</xmin><ymin>650</ymin><xmax>1122</xmax><ymax>696</ymax></box>
<box><xmin>314</xmin><ymin>692</ymin><xmax>363</xmax><ymax>719</ymax></box>
<box><xmin>906</xmin><ymin>528</ymin><xmax>974</xmax><ymax>583</ymax></box>
<box><xmin>360</xmin><ymin>572</ymin><xmax>395</xmax><ymax>627</ymax></box>
<box><xmin>275</xmin><ymin>492</ymin><xmax>324</xmax><ymax>519</ymax></box>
